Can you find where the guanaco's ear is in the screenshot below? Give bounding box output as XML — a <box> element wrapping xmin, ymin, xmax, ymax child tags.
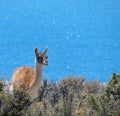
<box><xmin>43</xmin><ymin>46</ymin><xmax>48</xmax><ymax>54</ymax></box>
<box><xmin>35</xmin><ymin>47</ymin><xmax>38</xmax><ymax>55</ymax></box>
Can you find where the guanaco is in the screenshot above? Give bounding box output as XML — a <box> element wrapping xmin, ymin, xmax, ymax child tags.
<box><xmin>11</xmin><ymin>47</ymin><xmax>48</xmax><ymax>99</ymax></box>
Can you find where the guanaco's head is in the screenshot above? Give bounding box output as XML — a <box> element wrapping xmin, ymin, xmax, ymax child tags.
<box><xmin>35</xmin><ymin>47</ymin><xmax>48</xmax><ymax>65</ymax></box>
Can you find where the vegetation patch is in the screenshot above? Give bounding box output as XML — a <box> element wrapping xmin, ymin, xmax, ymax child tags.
<box><xmin>0</xmin><ymin>73</ymin><xmax>120</xmax><ymax>116</ymax></box>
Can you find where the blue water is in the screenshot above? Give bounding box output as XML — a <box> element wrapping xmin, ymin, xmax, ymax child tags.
<box><xmin>0</xmin><ymin>0</ymin><xmax>120</xmax><ymax>82</ymax></box>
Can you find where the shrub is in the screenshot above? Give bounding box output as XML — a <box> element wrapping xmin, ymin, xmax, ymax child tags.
<box><xmin>0</xmin><ymin>73</ymin><xmax>120</xmax><ymax>116</ymax></box>
<box><xmin>0</xmin><ymin>83</ymin><xmax>31</xmax><ymax>116</ymax></box>
<box><xmin>0</xmin><ymin>80</ymin><xmax>3</xmax><ymax>91</ymax></box>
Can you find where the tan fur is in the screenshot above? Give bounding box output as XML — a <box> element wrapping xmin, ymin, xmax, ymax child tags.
<box><xmin>11</xmin><ymin>66</ymin><xmax>36</xmax><ymax>90</ymax></box>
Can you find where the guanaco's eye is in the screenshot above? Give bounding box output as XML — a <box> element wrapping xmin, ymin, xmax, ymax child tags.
<box><xmin>46</xmin><ymin>56</ymin><xmax>48</xmax><ymax>58</ymax></box>
<box><xmin>37</xmin><ymin>56</ymin><xmax>42</xmax><ymax>59</ymax></box>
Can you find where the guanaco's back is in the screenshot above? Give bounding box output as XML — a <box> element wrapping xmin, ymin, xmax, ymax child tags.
<box><xmin>11</xmin><ymin>66</ymin><xmax>36</xmax><ymax>90</ymax></box>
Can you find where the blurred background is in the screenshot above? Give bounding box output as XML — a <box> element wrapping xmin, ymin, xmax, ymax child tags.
<box><xmin>0</xmin><ymin>0</ymin><xmax>120</xmax><ymax>82</ymax></box>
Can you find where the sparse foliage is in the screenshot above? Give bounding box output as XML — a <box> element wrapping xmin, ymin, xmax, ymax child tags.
<box><xmin>0</xmin><ymin>73</ymin><xmax>120</xmax><ymax>116</ymax></box>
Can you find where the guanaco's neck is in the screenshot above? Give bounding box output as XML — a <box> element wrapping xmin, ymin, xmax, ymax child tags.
<box><xmin>28</xmin><ymin>61</ymin><xmax>43</xmax><ymax>99</ymax></box>
<box><xmin>35</xmin><ymin>61</ymin><xmax>43</xmax><ymax>85</ymax></box>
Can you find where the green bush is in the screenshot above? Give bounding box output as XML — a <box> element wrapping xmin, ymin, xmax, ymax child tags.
<box><xmin>0</xmin><ymin>80</ymin><xmax>3</xmax><ymax>91</ymax></box>
<box><xmin>0</xmin><ymin>73</ymin><xmax>120</xmax><ymax>116</ymax></box>
<box><xmin>88</xmin><ymin>73</ymin><xmax>120</xmax><ymax>116</ymax></box>
<box><xmin>0</xmin><ymin>86</ymin><xmax>31</xmax><ymax>116</ymax></box>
